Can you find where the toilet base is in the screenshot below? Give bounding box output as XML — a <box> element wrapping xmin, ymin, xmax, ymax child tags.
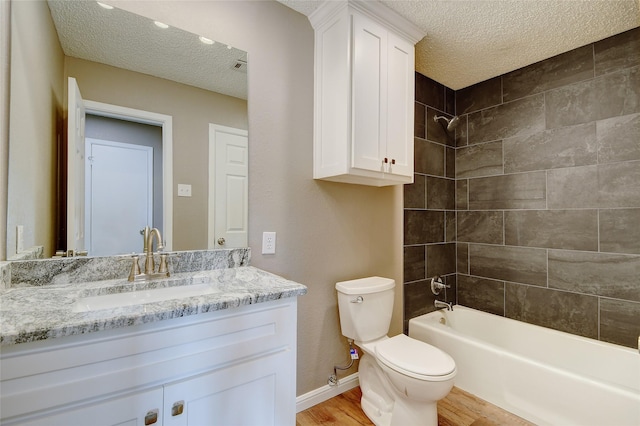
<box><xmin>361</xmin><ymin>396</ymin><xmax>392</xmax><ymax>426</ymax></box>
<box><xmin>389</xmin><ymin>397</ymin><xmax>438</xmax><ymax>426</ymax></box>
<box><xmin>361</xmin><ymin>395</ymin><xmax>438</xmax><ymax>426</ymax></box>
<box><xmin>359</xmin><ymin>354</ymin><xmax>394</xmax><ymax>426</ymax></box>
<box><xmin>357</xmin><ymin>353</ymin><xmax>445</xmax><ymax>426</ymax></box>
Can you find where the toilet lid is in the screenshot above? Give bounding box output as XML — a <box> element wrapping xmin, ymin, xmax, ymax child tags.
<box><xmin>375</xmin><ymin>334</ymin><xmax>455</xmax><ymax>379</ymax></box>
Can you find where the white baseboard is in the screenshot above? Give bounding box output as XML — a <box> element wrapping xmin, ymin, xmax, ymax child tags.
<box><xmin>296</xmin><ymin>372</ymin><xmax>360</xmax><ymax>413</ymax></box>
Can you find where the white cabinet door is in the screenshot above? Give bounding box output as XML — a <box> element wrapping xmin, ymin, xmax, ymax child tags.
<box><xmin>8</xmin><ymin>388</ymin><xmax>163</xmax><ymax>426</ymax></box>
<box><xmin>385</xmin><ymin>31</ymin><xmax>414</xmax><ymax>178</ymax></box>
<box><xmin>163</xmin><ymin>350</ymin><xmax>294</xmax><ymax>426</ymax></box>
<box><xmin>352</xmin><ymin>12</ymin><xmax>387</xmax><ymax>174</ymax></box>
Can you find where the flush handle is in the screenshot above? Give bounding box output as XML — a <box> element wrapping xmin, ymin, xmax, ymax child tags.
<box><xmin>350</xmin><ymin>296</ymin><xmax>364</xmax><ymax>304</ymax></box>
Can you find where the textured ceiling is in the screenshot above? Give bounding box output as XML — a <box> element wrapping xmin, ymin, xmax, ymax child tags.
<box><xmin>47</xmin><ymin>0</ymin><xmax>640</xmax><ymax>94</ymax></box>
<box><xmin>278</xmin><ymin>0</ymin><xmax>640</xmax><ymax>90</ymax></box>
<box><xmin>47</xmin><ymin>0</ymin><xmax>248</xmax><ymax>100</ymax></box>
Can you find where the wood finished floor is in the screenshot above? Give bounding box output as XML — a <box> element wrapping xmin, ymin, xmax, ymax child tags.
<box><xmin>296</xmin><ymin>386</ymin><xmax>535</xmax><ymax>426</ymax></box>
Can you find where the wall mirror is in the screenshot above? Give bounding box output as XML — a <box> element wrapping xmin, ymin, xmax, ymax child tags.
<box><xmin>6</xmin><ymin>0</ymin><xmax>249</xmax><ymax>259</ymax></box>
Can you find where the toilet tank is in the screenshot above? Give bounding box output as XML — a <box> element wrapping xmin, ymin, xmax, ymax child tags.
<box><xmin>335</xmin><ymin>277</ymin><xmax>395</xmax><ymax>342</ymax></box>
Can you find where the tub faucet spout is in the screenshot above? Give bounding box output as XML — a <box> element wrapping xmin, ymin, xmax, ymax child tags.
<box><xmin>434</xmin><ymin>300</ymin><xmax>453</xmax><ymax>311</ymax></box>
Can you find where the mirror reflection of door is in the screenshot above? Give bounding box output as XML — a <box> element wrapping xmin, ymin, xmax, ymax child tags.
<box><xmin>85</xmin><ymin>139</ymin><xmax>153</xmax><ymax>256</ymax></box>
<box><xmin>208</xmin><ymin>124</ymin><xmax>248</xmax><ymax>248</ymax></box>
<box><xmin>84</xmin><ymin>115</ymin><xmax>163</xmax><ymax>256</ymax></box>
<box><xmin>66</xmin><ymin>77</ymin><xmax>86</xmax><ymax>253</ymax></box>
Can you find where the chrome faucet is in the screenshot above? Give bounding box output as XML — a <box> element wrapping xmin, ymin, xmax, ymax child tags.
<box><xmin>434</xmin><ymin>300</ymin><xmax>453</xmax><ymax>311</ymax></box>
<box><xmin>128</xmin><ymin>226</ymin><xmax>170</xmax><ymax>282</ymax></box>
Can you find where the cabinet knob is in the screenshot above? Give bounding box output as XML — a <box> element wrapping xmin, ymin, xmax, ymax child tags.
<box><xmin>391</xmin><ymin>159</ymin><xmax>396</xmax><ymax>165</ymax></box>
<box><xmin>383</xmin><ymin>157</ymin><xmax>388</xmax><ymax>163</ymax></box>
<box><xmin>217</xmin><ymin>237</ymin><xmax>226</xmax><ymax>246</ymax></box>
<box><xmin>144</xmin><ymin>409</ymin><xmax>159</xmax><ymax>425</ymax></box>
<box><xmin>172</xmin><ymin>401</ymin><xmax>185</xmax><ymax>416</ymax></box>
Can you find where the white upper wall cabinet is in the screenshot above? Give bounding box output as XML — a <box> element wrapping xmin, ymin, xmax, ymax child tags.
<box><xmin>310</xmin><ymin>0</ymin><xmax>425</xmax><ymax>186</ymax></box>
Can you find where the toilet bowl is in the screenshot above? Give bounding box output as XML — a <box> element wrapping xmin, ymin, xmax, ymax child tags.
<box><xmin>336</xmin><ymin>277</ymin><xmax>456</xmax><ymax>426</ymax></box>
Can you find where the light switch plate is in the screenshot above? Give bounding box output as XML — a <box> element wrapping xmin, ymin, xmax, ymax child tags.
<box><xmin>177</xmin><ymin>184</ymin><xmax>192</xmax><ymax>197</ymax></box>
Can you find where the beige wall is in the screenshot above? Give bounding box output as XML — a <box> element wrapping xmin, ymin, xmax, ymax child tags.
<box><xmin>65</xmin><ymin>58</ymin><xmax>248</xmax><ymax>250</ymax></box>
<box><xmin>113</xmin><ymin>0</ymin><xmax>404</xmax><ymax>395</ymax></box>
<box><xmin>7</xmin><ymin>0</ymin><xmax>64</xmax><ymax>258</ymax></box>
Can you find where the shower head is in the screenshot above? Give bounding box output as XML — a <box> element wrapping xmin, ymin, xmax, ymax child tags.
<box><xmin>434</xmin><ymin>115</ymin><xmax>460</xmax><ymax>131</ymax></box>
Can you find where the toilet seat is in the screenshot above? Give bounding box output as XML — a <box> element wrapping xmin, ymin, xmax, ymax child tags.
<box><xmin>375</xmin><ymin>334</ymin><xmax>456</xmax><ymax>380</ymax></box>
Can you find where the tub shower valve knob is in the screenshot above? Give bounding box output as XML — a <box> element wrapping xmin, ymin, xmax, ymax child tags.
<box><xmin>431</xmin><ymin>276</ymin><xmax>450</xmax><ymax>295</ymax></box>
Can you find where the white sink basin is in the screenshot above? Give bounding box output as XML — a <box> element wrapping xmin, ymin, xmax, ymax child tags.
<box><xmin>73</xmin><ymin>280</ymin><xmax>219</xmax><ymax>313</ymax></box>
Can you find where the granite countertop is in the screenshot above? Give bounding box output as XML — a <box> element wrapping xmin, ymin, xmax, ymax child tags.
<box><xmin>0</xmin><ymin>266</ymin><xmax>307</xmax><ymax>346</ymax></box>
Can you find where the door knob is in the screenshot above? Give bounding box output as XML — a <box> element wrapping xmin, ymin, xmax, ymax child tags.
<box><xmin>217</xmin><ymin>237</ymin><xmax>226</xmax><ymax>246</ymax></box>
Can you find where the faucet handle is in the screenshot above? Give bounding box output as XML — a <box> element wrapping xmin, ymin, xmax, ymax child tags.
<box><xmin>128</xmin><ymin>255</ymin><xmax>141</xmax><ymax>282</ymax></box>
<box><xmin>431</xmin><ymin>276</ymin><xmax>450</xmax><ymax>295</ymax></box>
<box><xmin>158</xmin><ymin>253</ymin><xmax>170</xmax><ymax>275</ymax></box>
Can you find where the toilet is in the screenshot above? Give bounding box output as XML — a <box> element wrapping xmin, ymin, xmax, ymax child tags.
<box><xmin>336</xmin><ymin>276</ymin><xmax>456</xmax><ymax>426</ymax></box>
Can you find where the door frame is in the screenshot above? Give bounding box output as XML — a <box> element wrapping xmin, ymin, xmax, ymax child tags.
<box><xmin>84</xmin><ymin>100</ymin><xmax>173</xmax><ymax>251</ymax></box>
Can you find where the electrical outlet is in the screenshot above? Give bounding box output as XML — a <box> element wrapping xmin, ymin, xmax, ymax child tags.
<box><xmin>177</xmin><ymin>184</ymin><xmax>192</xmax><ymax>197</ymax></box>
<box><xmin>262</xmin><ymin>232</ymin><xmax>276</xmax><ymax>254</ymax></box>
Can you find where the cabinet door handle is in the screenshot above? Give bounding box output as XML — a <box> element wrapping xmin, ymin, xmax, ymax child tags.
<box><xmin>172</xmin><ymin>400</ymin><xmax>185</xmax><ymax>416</ymax></box>
<box><xmin>383</xmin><ymin>157</ymin><xmax>388</xmax><ymax>163</ymax></box>
<box><xmin>391</xmin><ymin>159</ymin><xmax>396</xmax><ymax>165</ymax></box>
<box><xmin>144</xmin><ymin>409</ymin><xmax>159</xmax><ymax>425</ymax></box>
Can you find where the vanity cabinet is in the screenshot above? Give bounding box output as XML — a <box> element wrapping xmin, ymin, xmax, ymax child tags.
<box><xmin>310</xmin><ymin>0</ymin><xmax>424</xmax><ymax>186</ymax></box>
<box><xmin>0</xmin><ymin>298</ymin><xmax>297</xmax><ymax>426</ymax></box>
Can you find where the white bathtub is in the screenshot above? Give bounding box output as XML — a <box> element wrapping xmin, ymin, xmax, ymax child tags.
<box><xmin>408</xmin><ymin>305</ymin><xmax>640</xmax><ymax>426</ymax></box>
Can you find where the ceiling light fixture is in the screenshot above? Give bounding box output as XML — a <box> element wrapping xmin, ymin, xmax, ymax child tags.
<box><xmin>97</xmin><ymin>2</ymin><xmax>114</xmax><ymax>10</ymax></box>
<box><xmin>199</xmin><ymin>36</ymin><xmax>214</xmax><ymax>45</ymax></box>
<box><xmin>154</xmin><ymin>21</ymin><xmax>169</xmax><ymax>29</ymax></box>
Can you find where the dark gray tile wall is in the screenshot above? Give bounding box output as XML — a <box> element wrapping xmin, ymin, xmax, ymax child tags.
<box><xmin>403</xmin><ymin>74</ymin><xmax>457</xmax><ymax>332</ymax></box>
<box><xmin>404</xmin><ymin>27</ymin><xmax>640</xmax><ymax>349</ymax></box>
<box><xmin>455</xmin><ymin>27</ymin><xmax>640</xmax><ymax>349</ymax></box>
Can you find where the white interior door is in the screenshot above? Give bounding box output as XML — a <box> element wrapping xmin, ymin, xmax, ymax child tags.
<box><xmin>208</xmin><ymin>124</ymin><xmax>248</xmax><ymax>248</ymax></box>
<box><xmin>85</xmin><ymin>138</ymin><xmax>153</xmax><ymax>256</ymax></box>
<box><xmin>67</xmin><ymin>77</ymin><xmax>86</xmax><ymax>252</ymax></box>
